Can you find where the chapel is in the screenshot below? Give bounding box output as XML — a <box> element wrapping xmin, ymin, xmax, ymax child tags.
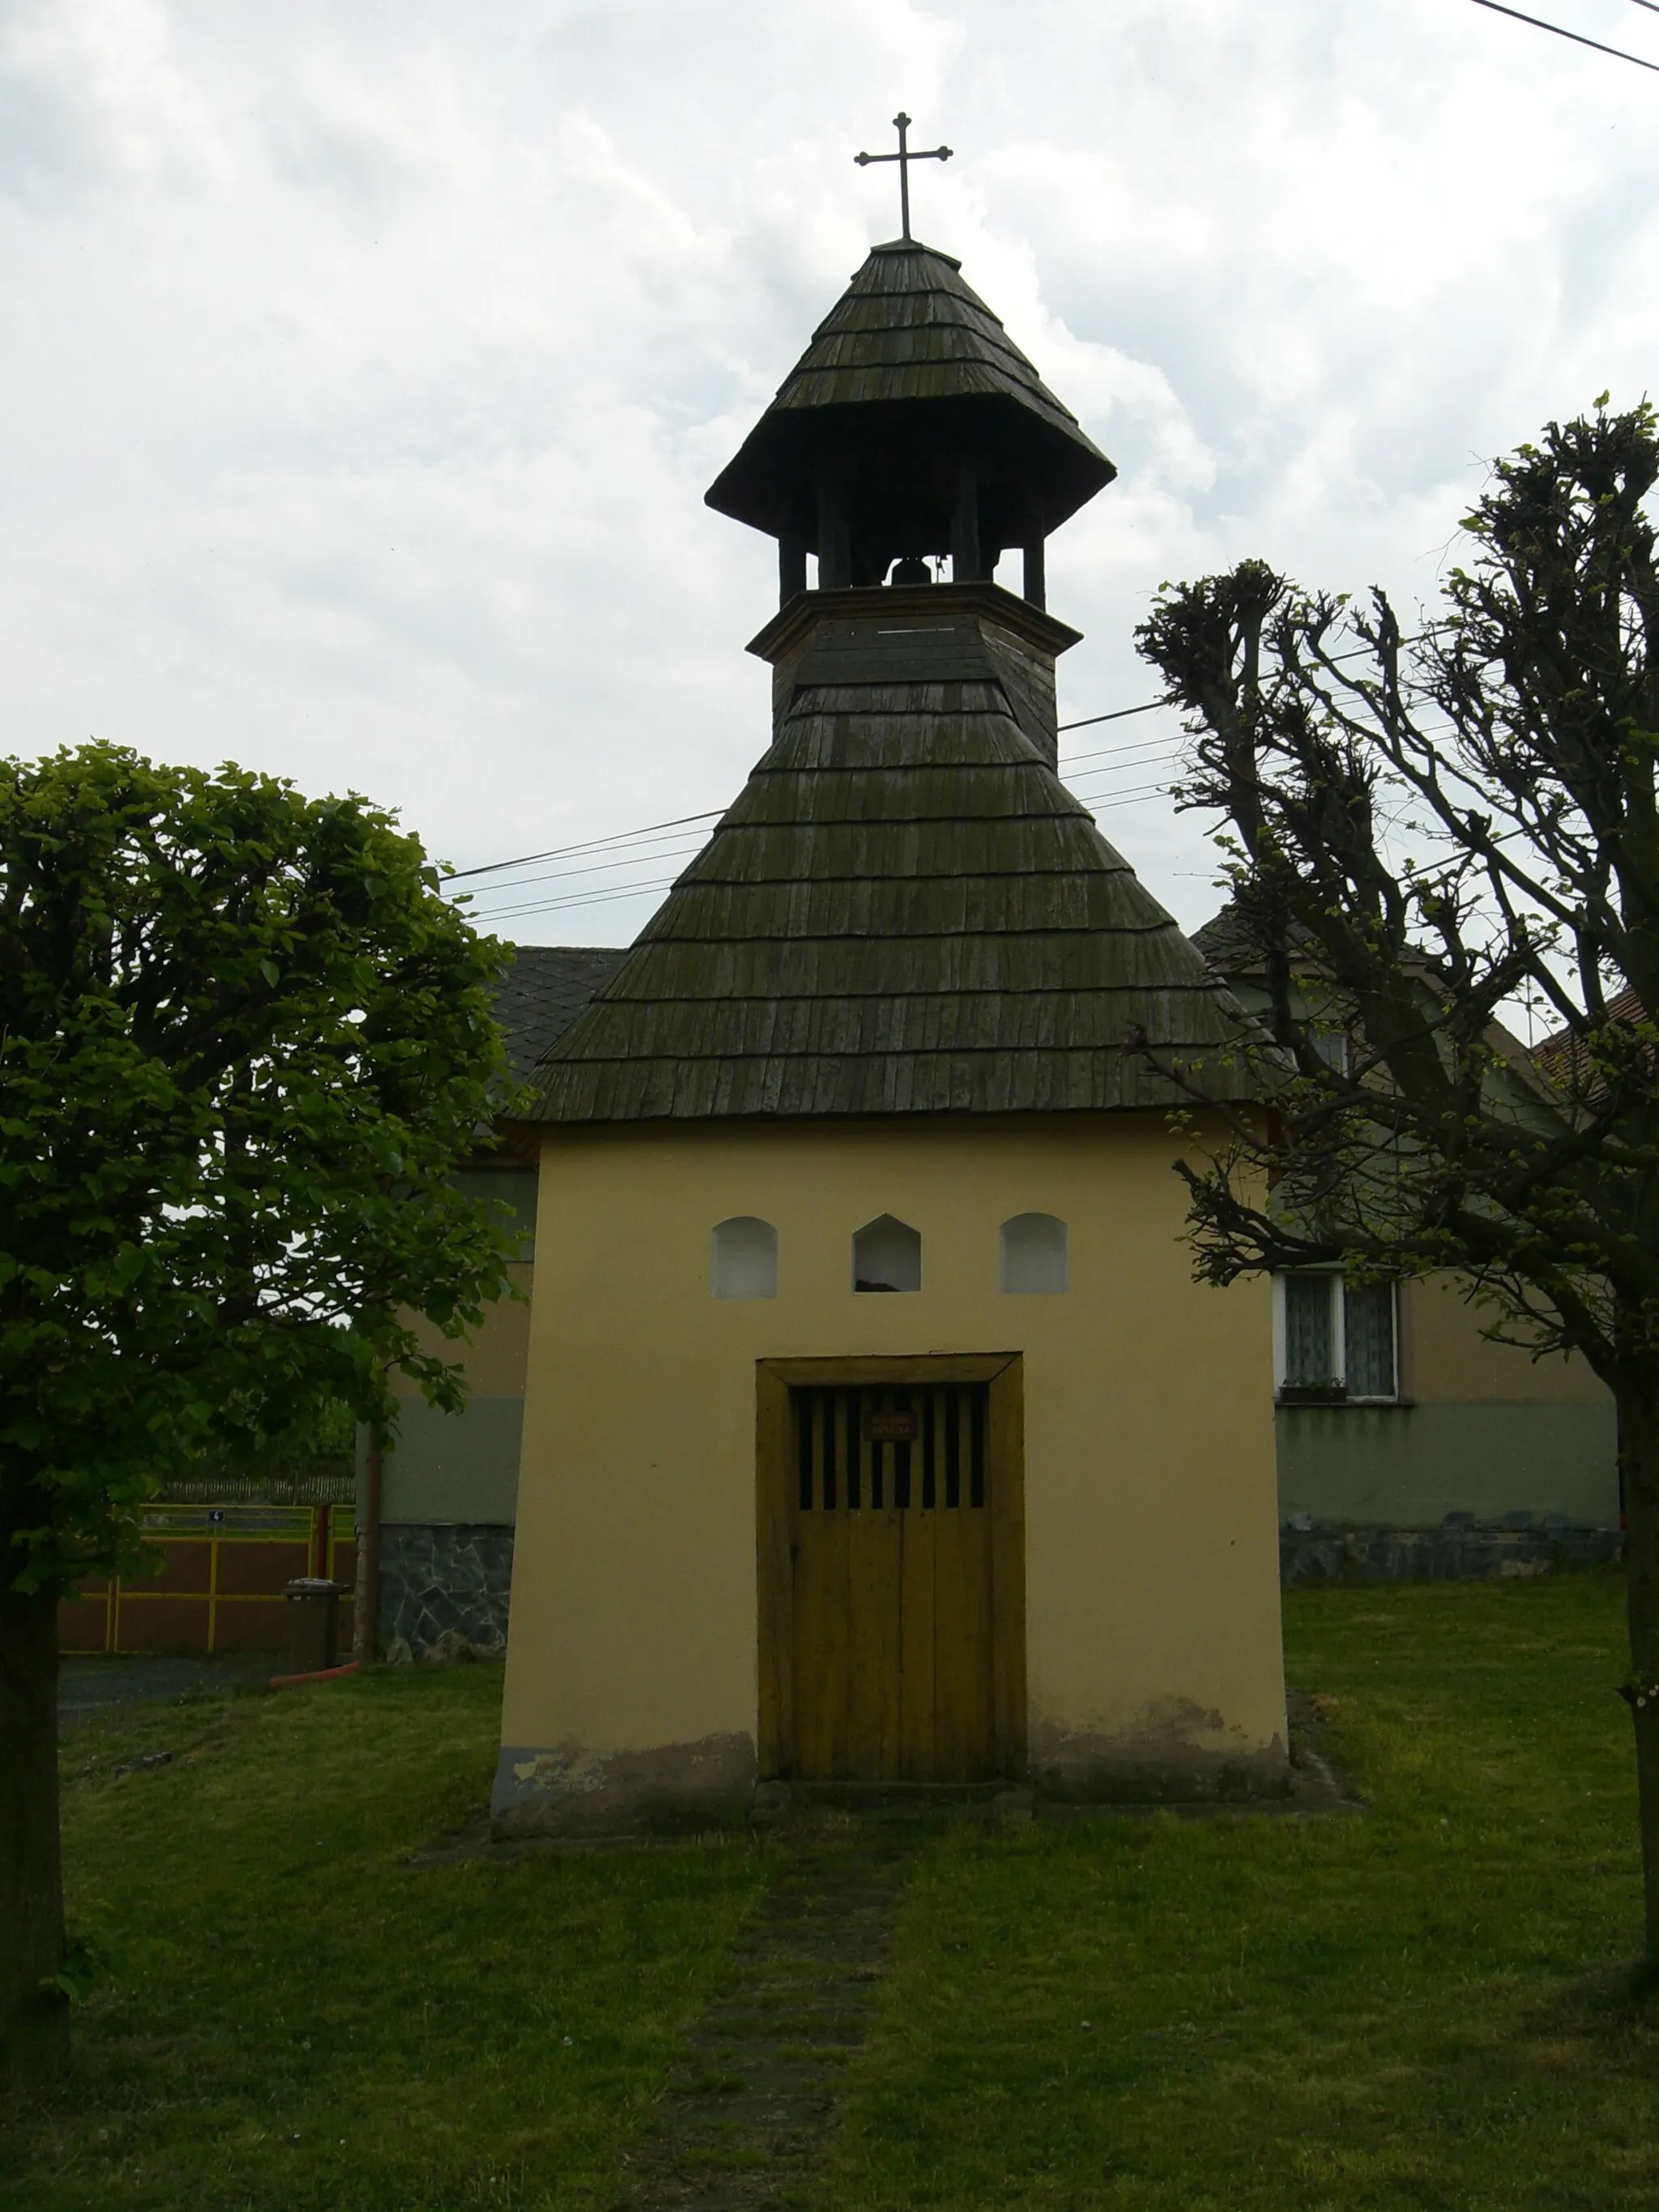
<box><xmin>490</xmin><ymin>224</ymin><xmax>1290</xmax><ymax>1833</ymax></box>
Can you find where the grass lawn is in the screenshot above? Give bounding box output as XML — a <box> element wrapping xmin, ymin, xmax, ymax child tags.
<box><xmin>821</xmin><ymin>1569</ymin><xmax>1659</xmax><ymax>2210</ymax></box>
<box><xmin>4</xmin><ymin>1571</ymin><xmax>1656</xmax><ymax>2210</ymax></box>
<box><xmin>2</xmin><ymin>1665</ymin><xmax>771</xmax><ymax>2212</ymax></box>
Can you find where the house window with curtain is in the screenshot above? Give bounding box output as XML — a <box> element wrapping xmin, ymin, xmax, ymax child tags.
<box><xmin>1277</xmin><ymin>1272</ymin><xmax>1397</xmax><ymax>1402</ymax></box>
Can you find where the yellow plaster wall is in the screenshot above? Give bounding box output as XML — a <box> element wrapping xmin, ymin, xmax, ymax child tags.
<box><xmin>1400</xmin><ymin>1276</ymin><xmax>1609</xmax><ymax>1404</ymax></box>
<box><xmin>501</xmin><ymin>1115</ymin><xmax>1285</xmax><ymax>1791</ymax></box>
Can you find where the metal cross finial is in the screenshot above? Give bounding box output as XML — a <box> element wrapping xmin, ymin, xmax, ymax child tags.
<box><xmin>854</xmin><ymin>112</ymin><xmax>952</xmax><ymax>243</ymax></box>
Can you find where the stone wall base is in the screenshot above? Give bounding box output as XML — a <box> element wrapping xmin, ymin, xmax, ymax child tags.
<box><xmin>1282</xmin><ymin>1519</ymin><xmax>1623</xmax><ymax>1587</ymax></box>
<box><xmin>380</xmin><ymin>1523</ymin><xmax>514</xmax><ymax>1660</ymax></box>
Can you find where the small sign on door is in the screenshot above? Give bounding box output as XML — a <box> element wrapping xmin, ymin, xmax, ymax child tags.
<box><xmin>864</xmin><ymin>1409</ymin><xmax>919</xmax><ymax>1443</ymax></box>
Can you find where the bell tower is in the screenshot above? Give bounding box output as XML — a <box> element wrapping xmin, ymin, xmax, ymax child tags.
<box><xmin>499</xmin><ymin>163</ymin><xmax>1286</xmax><ymax>1846</ymax></box>
<box><xmin>704</xmin><ymin>232</ymin><xmax>1115</xmax><ymax>611</ymax></box>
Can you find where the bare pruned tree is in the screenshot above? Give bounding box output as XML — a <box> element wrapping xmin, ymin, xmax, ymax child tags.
<box><xmin>1136</xmin><ymin>400</ymin><xmax>1659</xmax><ymax>1960</ymax></box>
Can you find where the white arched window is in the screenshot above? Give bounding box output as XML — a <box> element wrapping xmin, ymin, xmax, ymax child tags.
<box><xmin>1000</xmin><ymin>1213</ymin><xmax>1068</xmax><ymax>1294</ymax></box>
<box><xmin>852</xmin><ymin>1214</ymin><xmax>921</xmax><ymax>1294</ymax></box>
<box><xmin>710</xmin><ymin>1217</ymin><xmax>778</xmax><ymax>1299</ymax></box>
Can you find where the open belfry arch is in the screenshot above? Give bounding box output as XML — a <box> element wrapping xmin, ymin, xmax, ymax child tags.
<box><xmin>493</xmin><ymin>166</ymin><xmax>1289</xmax><ymax>1834</ymax></box>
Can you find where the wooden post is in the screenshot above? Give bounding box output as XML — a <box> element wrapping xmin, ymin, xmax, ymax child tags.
<box><xmin>816</xmin><ymin>472</ymin><xmax>851</xmax><ymax>590</ymax></box>
<box><xmin>951</xmin><ymin>462</ymin><xmax>981</xmax><ymax>584</ymax></box>
<box><xmin>354</xmin><ymin>1435</ymin><xmax>382</xmax><ymax>1666</ymax></box>
<box><xmin>1023</xmin><ymin>534</ymin><xmax>1046</xmax><ymax>611</ymax></box>
<box><xmin>778</xmin><ymin>531</ymin><xmax>808</xmax><ymax>605</ymax></box>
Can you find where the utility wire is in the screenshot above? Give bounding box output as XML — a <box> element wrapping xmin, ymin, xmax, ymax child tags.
<box><xmin>450</xmin><ymin>622</ymin><xmax>1457</xmax><ymax>897</ymax></box>
<box><xmin>1056</xmin><ymin>699</ymin><xmax>1162</xmax><ymax>734</ymax></box>
<box><xmin>1061</xmin><ymin>734</ymin><xmax>1180</xmax><ymax>769</ymax></box>
<box><xmin>1466</xmin><ymin>0</ymin><xmax>1659</xmax><ymax>73</ymax></box>
<box><xmin>443</xmin><ymin>809</ymin><xmax>724</xmax><ymax>882</ymax></box>
<box><xmin>476</xmin><ymin>764</ymin><xmax>1189</xmax><ymax>925</ymax></box>
<box><xmin>463</xmin><ymin>745</ymin><xmax>1184</xmax><ymax>915</ymax></box>
<box><xmin>457</xmin><ymin>838</ymin><xmax>710</xmax><ymax>905</ymax></box>
<box><xmin>450</xmin><ymin>715</ymin><xmax>1183</xmax><ymax>898</ymax></box>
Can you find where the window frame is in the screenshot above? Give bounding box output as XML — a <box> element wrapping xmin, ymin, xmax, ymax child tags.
<box><xmin>1272</xmin><ymin>1270</ymin><xmax>1401</xmax><ymax>1405</ymax></box>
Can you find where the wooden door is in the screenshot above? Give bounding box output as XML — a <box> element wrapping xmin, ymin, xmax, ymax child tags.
<box><xmin>757</xmin><ymin>1357</ymin><xmax>1025</xmax><ymax>1788</ymax></box>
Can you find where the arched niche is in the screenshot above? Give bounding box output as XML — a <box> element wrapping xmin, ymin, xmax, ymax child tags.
<box><xmin>710</xmin><ymin>1216</ymin><xmax>778</xmax><ymax>1299</ymax></box>
<box><xmin>1000</xmin><ymin>1213</ymin><xmax>1068</xmax><ymax>1294</ymax></box>
<box><xmin>852</xmin><ymin>1214</ymin><xmax>921</xmax><ymax>1294</ymax></box>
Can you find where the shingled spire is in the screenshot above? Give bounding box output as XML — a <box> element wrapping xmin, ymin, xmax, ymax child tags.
<box><xmin>704</xmin><ymin>241</ymin><xmax>1115</xmax><ymax>608</ymax></box>
<box><xmin>527</xmin><ymin>237</ymin><xmax>1253</xmax><ymax>1126</ymax></box>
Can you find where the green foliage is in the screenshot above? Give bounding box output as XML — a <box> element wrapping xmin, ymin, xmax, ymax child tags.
<box><xmin>0</xmin><ymin>742</ymin><xmax>521</xmax><ymax>1597</ymax></box>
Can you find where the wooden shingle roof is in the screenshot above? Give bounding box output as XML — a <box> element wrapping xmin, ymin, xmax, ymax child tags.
<box><xmin>773</xmin><ymin>242</ymin><xmax>1102</xmax><ymax>441</ymax></box>
<box><xmin>525</xmin><ymin>600</ymin><xmax>1254</xmax><ymax>1124</ymax></box>
<box><xmin>706</xmin><ymin>241</ymin><xmax>1115</xmax><ymax>543</ymax></box>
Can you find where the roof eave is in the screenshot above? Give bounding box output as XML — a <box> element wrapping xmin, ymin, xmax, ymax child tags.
<box><xmin>703</xmin><ymin>393</ymin><xmax>1115</xmax><ymax>542</ymax></box>
<box><xmin>745</xmin><ymin>579</ymin><xmax>1082</xmax><ymax>665</ymax></box>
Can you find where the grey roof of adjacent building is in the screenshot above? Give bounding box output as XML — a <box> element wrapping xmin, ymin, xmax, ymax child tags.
<box><xmin>1190</xmin><ymin>905</ymin><xmax>1326</xmax><ymax>978</ymax></box>
<box><xmin>492</xmin><ymin>946</ymin><xmax>629</xmax><ymax>1088</ymax></box>
<box><xmin>521</xmin><ymin>628</ymin><xmax>1258</xmax><ymax>1125</ymax></box>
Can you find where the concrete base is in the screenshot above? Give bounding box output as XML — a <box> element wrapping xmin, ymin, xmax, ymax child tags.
<box><xmin>490</xmin><ymin>1732</ymin><xmax>758</xmax><ymax>1839</ymax></box>
<box><xmin>1281</xmin><ymin>1518</ymin><xmax>1623</xmax><ymax>1586</ymax></box>
<box><xmin>1028</xmin><ymin>1735</ymin><xmax>1292</xmax><ymax>1805</ymax></box>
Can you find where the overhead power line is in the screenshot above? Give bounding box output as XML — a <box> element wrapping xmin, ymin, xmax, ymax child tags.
<box><xmin>450</xmin><ymin>619</ymin><xmax>1461</xmax><ymax>902</ymax></box>
<box><xmin>468</xmin><ymin>757</ymin><xmax>1188</xmax><ymax>925</ymax></box>
<box><xmin>450</xmin><ymin>705</ymin><xmax>1181</xmax><ymax>898</ymax></box>
<box><xmin>1466</xmin><ymin>0</ymin><xmax>1659</xmax><ymax>73</ymax></box>
<box><xmin>443</xmin><ymin>809</ymin><xmax>725</xmax><ymax>883</ymax></box>
<box><xmin>459</xmin><ymin>838</ymin><xmax>710</xmax><ymax>904</ymax></box>
<box><xmin>459</xmin><ymin>744</ymin><xmax>1184</xmax><ymax>916</ymax></box>
<box><xmin>1055</xmin><ymin>699</ymin><xmax>1162</xmax><ymax>734</ymax></box>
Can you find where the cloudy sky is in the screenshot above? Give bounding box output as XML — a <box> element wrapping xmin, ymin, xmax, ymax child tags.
<box><xmin>3</xmin><ymin>0</ymin><xmax>1657</xmax><ymax>942</ymax></box>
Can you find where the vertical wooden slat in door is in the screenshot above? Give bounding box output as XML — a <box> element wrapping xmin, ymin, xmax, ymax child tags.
<box><xmin>791</xmin><ymin>1388</ymin><xmax>850</xmax><ymax>1780</ymax></box>
<box><xmin>932</xmin><ymin>1386</ymin><xmax>998</xmax><ymax>1783</ymax></box>
<box><xmin>844</xmin><ymin>1388</ymin><xmax>903</xmax><ymax>1779</ymax></box>
<box><xmin>897</xmin><ymin>1387</ymin><xmax>940</xmax><ymax>1779</ymax></box>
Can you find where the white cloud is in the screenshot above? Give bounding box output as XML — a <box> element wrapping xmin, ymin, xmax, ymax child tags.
<box><xmin>0</xmin><ymin>0</ymin><xmax>228</xmax><ymax>208</ymax></box>
<box><xmin>4</xmin><ymin>0</ymin><xmax>1659</xmax><ymax>937</ymax></box>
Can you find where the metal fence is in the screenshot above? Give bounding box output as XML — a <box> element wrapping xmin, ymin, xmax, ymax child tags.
<box><xmin>58</xmin><ymin>1502</ymin><xmax>358</xmax><ymax>1656</ymax></box>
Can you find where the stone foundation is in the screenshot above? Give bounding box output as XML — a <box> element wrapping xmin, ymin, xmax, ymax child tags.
<box><xmin>379</xmin><ymin>1523</ymin><xmax>514</xmax><ymax>1660</ymax></box>
<box><xmin>1281</xmin><ymin>1515</ymin><xmax>1623</xmax><ymax>1586</ymax></box>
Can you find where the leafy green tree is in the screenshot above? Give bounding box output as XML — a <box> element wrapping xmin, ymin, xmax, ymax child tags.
<box><xmin>1135</xmin><ymin>401</ymin><xmax>1659</xmax><ymax>1963</ymax></box>
<box><xmin>1</xmin><ymin>744</ymin><xmax>518</xmax><ymax>2086</ymax></box>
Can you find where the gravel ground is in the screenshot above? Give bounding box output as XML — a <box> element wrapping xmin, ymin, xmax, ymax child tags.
<box><xmin>58</xmin><ymin>1654</ymin><xmax>275</xmax><ymax>1727</ymax></box>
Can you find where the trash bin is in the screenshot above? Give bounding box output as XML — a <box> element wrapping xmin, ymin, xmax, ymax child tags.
<box><xmin>284</xmin><ymin>1578</ymin><xmax>348</xmax><ymax>1675</ymax></box>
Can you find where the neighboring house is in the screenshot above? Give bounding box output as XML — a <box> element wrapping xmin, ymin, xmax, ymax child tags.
<box><xmin>366</xmin><ymin>947</ymin><xmax>624</xmax><ymax>1660</ymax></box>
<box><xmin>1192</xmin><ymin>912</ymin><xmax>1622</xmax><ymax>1584</ymax></box>
<box><xmin>490</xmin><ymin>236</ymin><xmax>1292</xmax><ymax>1836</ymax></box>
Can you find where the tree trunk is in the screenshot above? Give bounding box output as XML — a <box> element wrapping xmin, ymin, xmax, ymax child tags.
<box><xmin>0</xmin><ymin>1579</ymin><xmax>69</xmax><ymax>2089</ymax></box>
<box><xmin>1618</xmin><ymin>1382</ymin><xmax>1659</xmax><ymax>1966</ymax></box>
